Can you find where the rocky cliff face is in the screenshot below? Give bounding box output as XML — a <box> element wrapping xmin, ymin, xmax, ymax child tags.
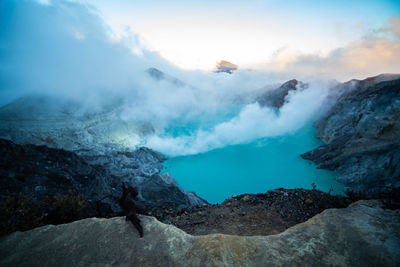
<box><xmin>0</xmin><ymin>139</ymin><xmax>204</xmax><ymax>214</ymax></box>
<box><xmin>256</xmin><ymin>79</ymin><xmax>307</xmax><ymax>108</ymax></box>
<box><xmin>0</xmin><ymin>139</ymin><xmax>119</xmax><ymax>212</ymax></box>
<box><xmin>0</xmin><ymin>138</ymin><xmax>206</xmax><ymax>235</ymax></box>
<box><xmin>0</xmin><ymin>139</ymin><xmax>206</xmax><ymax>236</ymax></box>
<box><xmin>1</xmin><ymin>200</ymin><xmax>399</xmax><ymax>266</ymax></box>
<box><xmin>302</xmin><ymin>75</ymin><xmax>400</xmax><ymax>194</ymax></box>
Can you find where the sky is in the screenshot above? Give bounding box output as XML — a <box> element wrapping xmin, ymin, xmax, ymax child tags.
<box><xmin>85</xmin><ymin>0</ymin><xmax>400</xmax><ymax>73</ymax></box>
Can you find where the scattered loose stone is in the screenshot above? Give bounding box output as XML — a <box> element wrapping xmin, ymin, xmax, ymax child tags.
<box><xmin>305</xmin><ymin>199</ymin><xmax>313</xmax><ymax>205</ymax></box>
<box><xmin>161</xmin><ymin>188</ymin><xmax>351</xmax><ymax>236</ymax></box>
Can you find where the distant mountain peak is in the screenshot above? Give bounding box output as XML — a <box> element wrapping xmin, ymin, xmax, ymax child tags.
<box><xmin>214</xmin><ymin>60</ymin><xmax>238</xmax><ymax>74</ymax></box>
<box><xmin>146</xmin><ymin>67</ymin><xmax>186</xmax><ymax>87</ymax></box>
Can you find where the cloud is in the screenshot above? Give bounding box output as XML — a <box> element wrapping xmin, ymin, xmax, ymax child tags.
<box><xmin>0</xmin><ymin>0</ymin><xmax>175</xmax><ymax>106</ymax></box>
<box><xmin>385</xmin><ymin>17</ymin><xmax>400</xmax><ymax>36</ymax></box>
<box><xmin>0</xmin><ymin>0</ymin><xmax>348</xmax><ymax>156</ymax></box>
<box><xmin>257</xmin><ymin>17</ymin><xmax>400</xmax><ymax>81</ymax></box>
<box><xmin>0</xmin><ymin>0</ymin><xmax>283</xmax><ymax>111</ymax></box>
<box><xmin>145</xmin><ymin>79</ymin><xmax>335</xmax><ymax>156</ymax></box>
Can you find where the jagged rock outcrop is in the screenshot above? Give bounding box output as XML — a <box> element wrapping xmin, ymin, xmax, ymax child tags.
<box><xmin>0</xmin><ymin>200</ymin><xmax>399</xmax><ymax>266</ymax></box>
<box><xmin>256</xmin><ymin>79</ymin><xmax>307</xmax><ymax>108</ymax></box>
<box><xmin>0</xmin><ymin>138</ymin><xmax>119</xmax><ymax>213</ymax></box>
<box><xmin>302</xmin><ymin>74</ymin><xmax>400</xmax><ymax>194</ymax></box>
<box><xmin>75</xmin><ymin>146</ymin><xmax>206</xmax><ymax>211</ymax></box>
<box><xmin>0</xmin><ymin>139</ymin><xmax>206</xmax><ymax>221</ymax></box>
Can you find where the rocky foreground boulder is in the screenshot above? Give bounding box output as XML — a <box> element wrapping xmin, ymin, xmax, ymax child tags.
<box><xmin>302</xmin><ymin>75</ymin><xmax>400</xmax><ymax>195</ymax></box>
<box><xmin>0</xmin><ymin>200</ymin><xmax>399</xmax><ymax>266</ymax></box>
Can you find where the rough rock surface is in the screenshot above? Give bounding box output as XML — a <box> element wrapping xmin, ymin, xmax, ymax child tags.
<box><xmin>160</xmin><ymin>188</ymin><xmax>350</xmax><ymax>236</ymax></box>
<box><xmin>0</xmin><ymin>138</ymin><xmax>119</xmax><ymax>215</ymax></box>
<box><xmin>0</xmin><ymin>139</ymin><xmax>206</xmax><ymax>223</ymax></box>
<box><xmin>75</xmin><ymin>146</ymin><xmax>206</xmax><ymax>211</ymax></box>
<box><xmin>302</xmin><ymin>75</ymin><xmax>400</xmax><ymax>194</ymax></box>
<box><xmin>256</xmin><ymin>79</ymin><xmax>307</xmax><ymax>108</ymax></box>
<box><xmin>1</xmin><ymin>200</ymin><xmax>399</xmax><ymax>266</ymax></box>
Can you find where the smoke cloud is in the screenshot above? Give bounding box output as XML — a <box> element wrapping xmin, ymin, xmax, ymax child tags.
<box><xmin>0</xmin><ymin>0</ymin><xmax>181</xmax><ymax>106</ymax></box>
<box><xmin>145</xmin><ymin>80</ymin><xmax>335</xmax><ymax>156</ymax></box>
<box><xmin>0</xmin><ymin>0</ymin><xmax>348</xmax><ymax>156</ymax></box>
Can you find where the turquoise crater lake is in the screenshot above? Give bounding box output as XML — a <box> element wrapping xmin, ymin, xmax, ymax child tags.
<box><xmin>161</xmin><ymin>125</ymin><xmax>344</xmax><ymax>204</ymax></box>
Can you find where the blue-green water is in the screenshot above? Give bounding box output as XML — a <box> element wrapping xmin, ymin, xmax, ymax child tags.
<box><xmin>162</xmin><ymin>125</ymin><xmax>344</xmax><ymax>204</ymax></box>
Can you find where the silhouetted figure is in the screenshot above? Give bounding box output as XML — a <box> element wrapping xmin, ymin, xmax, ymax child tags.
<box><xmin>119</xmin><ymin>183</ymin><xmax>143</xmax><ymax>237</ymax></box>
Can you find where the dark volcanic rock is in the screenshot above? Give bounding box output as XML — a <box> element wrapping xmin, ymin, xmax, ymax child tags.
<box><xmin>0</xmin><ymin>139</ymin><xmax>117</xmax><ymax>210</ymax></box>
<box><xmin>0</xmin><ymin>139</ymin><xmax>207</xmax><ymax>234</ymax></box>
<box><xmin>302</xmin><ymin>75</ymin><xmax>400</xmax><ymax>194</ymax></box>
<box><xmin>0</xmin><ymin>138</ymin><xmax>117</xmax><ymax>234</ymax></box>
<box><xmin>161</xmin><ymin>188</ymin><xmax>350</xmax><ymax>236</ymax></box>
<box><xmin>75</xmin><ymin>147</ymin><xmax>207</xmax><ymax>211</ymax></box>
<box><xmin>256</xmin><ymin>79</ymin><xmax>307</xmax><ymax>108</ymax></box>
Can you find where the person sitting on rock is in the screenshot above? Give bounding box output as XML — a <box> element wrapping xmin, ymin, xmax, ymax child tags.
<box><xmin>119</xmin><ymin>183</ymin><xmax>143</xmax><ymax>237</ymax></box>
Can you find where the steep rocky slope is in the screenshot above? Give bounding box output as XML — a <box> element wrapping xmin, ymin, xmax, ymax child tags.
<box><xmin>1</xmin><ymin>200</ymin><xmax>399</xmax><ymax>266</ymax></box>
<box><xmin>302</xmin><ymin>75</ymin><xmax>400</xmax><ymax>194</ymax></box>
<box><xmin>0</xmin><ymin>139</ymin><xmax>206</xmax><ymax>234</ymax></box>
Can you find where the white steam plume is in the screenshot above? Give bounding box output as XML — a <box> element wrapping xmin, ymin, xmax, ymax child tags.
<box><xmin>145</xmin><ymin>80</ymin><xmax>335</xmax><ymax>156</ymax></box>
<box><xmin>0</xmin><ymin>0</ymin><xmax>338</xmax><ymax>156</ymax></box>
